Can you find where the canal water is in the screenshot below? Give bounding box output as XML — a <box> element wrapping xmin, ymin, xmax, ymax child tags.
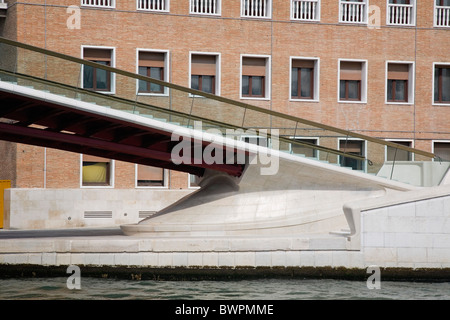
<box><xmin>0</xmin><ymin>277</ymin><xmax>449</xmax><ymax>300</ymax></box>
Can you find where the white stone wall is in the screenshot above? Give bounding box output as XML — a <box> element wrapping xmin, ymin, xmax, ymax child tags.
<box><xmin>0</xmin><ymin>250</ymin><xmax>367</xmax><ymax>270</ymax></box>
<box><xmin>4</xmin><ymin>188</ymin><xmax>192</xmax><ymax>229</ymax></box>
<box><xmin>361</xmin><ymin>195</ymin><xmax>450</xmax><ymax>268</ymax></box>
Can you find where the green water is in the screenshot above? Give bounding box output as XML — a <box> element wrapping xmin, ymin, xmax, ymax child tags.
<box><xmin>0</xmin><ymin>277</ymin><xmax>448</xmax><ymax>300</ymax></box>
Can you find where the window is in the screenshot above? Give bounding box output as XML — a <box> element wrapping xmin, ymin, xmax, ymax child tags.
<box><xmin>189</xmin><ymin>174</ymin><xmax>200</xmax><ymax>188</ymax></box>
<box><xmin>82</xmin><ymin>0</ymin><xmax>115</xmax><ymax>8</ymax></box>
<box><xmin>81</xmin><ymin>155</ymin><xmax>113</xmax><ymax>187</ymax></box>
<box><xmin>137</xmin><ymin>0</ymin><xmax>169</xmax><ymax>12</ymax></box>
<box><xmin>434</xmin><ymin>141</ymin><xmax>450</xmax><ymax>161</ymax></box>
<box><xmin>339</xmin><ymin>139</ymin><xmax>365</xmax><ymax>171</ymax></box>
<box><xmin>387</xmin><ymin>0</ymin><xmax>415</xmax><ymax>26</ymax></box>
<box><xmin>290</xmin><ymin>138</ymin><xmax>318</xmax><ymax>158</ymax></box>
<box><xmin>340</xmin><ymin>0</ymin><xmax>367</xmax><ymax>23</ymax></box>
<box><xmin>291</xmin><ymin>58</ymin><xmax>318</xmax><ymax>100</ymax></box>
<box><xmin>241</xmin><ymin>135</ymin><xmax>268</xmax><ymax>147</ymax></box>
<box><xmin>386</xmin><ymin>62</ymin><xmax>413</xmax><ymax>103</ymax></box>
<box><xmin>435</xmin><ymin>0</ymin><xmax>450</xmax><ymax>27</ymax></box>
<box><xmin>136</xmin><ymin>164</ymin><xmax>166</xmax><ymax>187</ymax></box>
<box><xmin>190</xmin><ymin>0</ymin><xmax>220</xmax><ymax>15</ymax></box>
<box><xmin>82</xmin><ymin>47</ymin><xmax>114</xmax><ymax>93</ymax></box>
<box><xmin>434</xmin><ymin>64</ymin><xmax>450</xmax><ymax>104</ymax></box>
<box><xmin>241</xmin><ymin>56</ymin><xmax>270</xmax><ymax>99</ymax></box>
<box><xmin>291</xmin><ymin>0</ymin><xmax>320</xmax><ymax>21</ymax></box>
<box><xmin>339</xmin><ymin>60</ymin><xmax>366</xmax><ymax>102</ymax></box>
<box><xmin>386</xmin><ymin>140</ymin><xmax>413</xmax><ymax>161</ymax></box>
<box><xmin>138</xmin><ymin>51</ymin><xmax>167</xmax><ymax>95</ymax></box>
<box><xmin>241</xmin><ymin>0</ymin><xmax>272</xmax><ymax>18</ymax></box>
<box><xmin>190</xmin><ymin>53</ymin><xmax>219</xmax><ymax>95</ymax></box>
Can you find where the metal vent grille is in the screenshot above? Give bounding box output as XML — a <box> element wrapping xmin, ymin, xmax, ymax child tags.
<box><xmin>139</xmin><ymin>211</ymin><xmax>157</xmax><ymax>220</ymax></box>
<box><xmin>84</xmin><ymin>211</ymin><xmax>113</xmax><ymax>219</ymax></box>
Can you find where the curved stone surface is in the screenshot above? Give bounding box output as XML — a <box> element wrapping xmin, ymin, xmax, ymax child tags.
<box><xmin>121</xmin><ymin>149</ymin><xmax>414</xmax><ymax>237</ymax></box>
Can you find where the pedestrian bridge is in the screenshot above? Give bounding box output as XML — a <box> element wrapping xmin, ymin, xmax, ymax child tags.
<box><xmin>0</xmin><ymin>37</ymin><xmax>449</xmax><ymax>239</ymax></box>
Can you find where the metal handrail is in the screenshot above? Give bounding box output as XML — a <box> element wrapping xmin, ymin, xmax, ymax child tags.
<box><xmin>0</xmin><ymin>36</ymin><xmax>436</xmax><ymax>159</ymax></box>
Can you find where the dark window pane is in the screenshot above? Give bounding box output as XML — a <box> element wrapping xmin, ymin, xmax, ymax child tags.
<box><xmin>138</xmin><ymin>66</ymin><xmax>147</xmax><ymax>76</ymax></box>
<box><xmin>442</xmin><ymin>68</ymin><xmax>450</xmax><ymax>102</ymax></box>
<box><xmin>95</xmin><ymin>61</ymin><xmax>109</xmax><ymax>90</ymax></box>
<box><xmin>340</xmin><ymin>80</ymin><xmax>346</xmax><ymax>100</ymax></box>
<box><xmin>83</xmin><ymin>65</ymin><xmax>94</xmax><ymax>89</ymax></box>
<box><xmin>300</xmin><ymin>68</ymin><xmax>312</xmax><ymax>98</ymax></box>
<box><xmin>340</xmin><ymin>140</ymin><xmax>364</xmax><ymax>170</ymax></box>
<box><xmin>242</xmin><ymin>76</ymin><xmax>249</xmax><ymax>95</ymax></box>
<box><xmin>202</xmin><ymin>76</ymin><xmax>214</xmax><ymax>94</ymax></box>
<box><xmin>434</xmin><ymin>142</ymin><xmax>450</xmax><ymax>161</ymax></box>
<box><xmin>395</xmin><ymin>80</ymin><xmax>406</xmax><ymax>101</ymax></box>
<box><xmin>391</xmin><ymin>0</ymin><xmax>410</xmax><ymax>4</ymax></box>
<box><xmin>191</xmin><ymin>75</ymin><xmax>199</xmax><ymax>90</ymax></box>
<box><xmin>348</xmin><ymin>81</ymin><xmax>359</xmax><ymax>100</ymax></box>
<box><xmin>387</xmin><ymin>79</ymin><xmax>394</xmax><ymax>101</ymax></box>
<box><xmin>150</xmin><ymin>67</ymin><xmax>162</xmax><ymax>80</ymax></box>
<box><xmin>96</xmin><ymin>68</ymin><xmax>108</xmax><ymax>90</ymax></box>
<box><xmin>291</xmin><ymin>68</ymin><xmax>298</xmax><ymax>97</ymax></box>
<box><xmin>138</xmin><ymin>66</ymin><xmax>148</xmax><ymax>92</ymax></box>
<box><xmin>252</xmin><ymin>76</ymin><xmax>263</xmax><ymax>96</ymax></box>
<box><xmin>435</xmin><ymin>68</ymin><xmax>439</xmax><ymax>102</ymax></box>
<box><xmin>150</xmin><ymin>67</ymin><xmax>163</xmax><ymax>92</ymax></box>
<box><xmin>342</xmin><ymin>157</ymin><xmax>363</xmax><ymax>170</ymax></box>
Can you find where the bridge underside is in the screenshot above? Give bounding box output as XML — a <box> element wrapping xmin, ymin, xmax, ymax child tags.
<box><xmin>0</xmin><ymin>90</ymin><xmax>246</xmax><ymax>178</ymax></box>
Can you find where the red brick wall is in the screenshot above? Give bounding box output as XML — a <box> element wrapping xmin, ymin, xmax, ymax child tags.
<box><xmin>1</xmin><ymin>0</ymin><xmax>448</xmax><ymax>189</ymax></box>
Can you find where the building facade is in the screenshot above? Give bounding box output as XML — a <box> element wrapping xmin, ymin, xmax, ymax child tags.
<box><xmin>0</xmin><ymin>0</ymin><xmax>449</xmax><ymax>228</ymax></box>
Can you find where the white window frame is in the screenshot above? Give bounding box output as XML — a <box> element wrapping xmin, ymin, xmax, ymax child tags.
<box><xmin>241</xmin><ymin>0</ymin><xmax>272</xmax><ymax>19</ymax></box>
<box><xmin>81</xmin><ymin>0</ymin><xmax>115</xmax><ymax>8</ymax></box>
<box><xmin>434</xmin><ymin>0</ymin><xmax>450</xmax><ymax>28</ymax></box>
<box><xmin>289</xmin><ymin>57</ymin><xmax>320</xmax><ymax>102</ymax></box>
<box><xmin>290</xmin><ymin>0</ymin><xmax>321</xmax><ymax>21</ymax></box>
<box><xmin>432</xmin><ymin>62</ymin><xmax>450</xmax><ymax>106</ymax></box>
<box><xmin>288</xmin><ymin>136</ymin><xmax>320</xmax><ymax>158</ymax></box>
<box><xmin>339</xmin><ymin>0</ymin><xmax>369</xmax><ymax>24</ymax></box>
<box><xmin>135</xmin><ymin>165</ymin><xmax>168</xmax><ymax>189</ymax></box>
<box><xmin>432</xmin><ymin>140</ymin><xmax>450</xmax><ymax>161</ymax></box>
<box><xmin>386</xmin><ymin>0</ymin><xmax>416</xmax><ymax>26</ymax></box>
<box><xmin>385</xmin><ymin>139</ymin><xmax>415</xmax><ymax>162</ymax></box>
<box><xmin>136</xmin><ymin>49</ymin><xmax>170</xmax><ymax>97</ymax></box>
<box><xmin>137</xmin><ymin>0</ymin><xmax>170</xmax><ymax>12</ymax></box>
<box><xmin>80</xmin><ymin>154</ymin><xmax>115</xmax><ymax>189</ymax></box>
<box><xmin>337</xmin><ymin>138</ymin><xmax>367</xmax><ymax>172</ymax></box>
<box><xmin>385</xmin><ymin>61</ymin><xmax>415</xmax><ymax>105</ymax></box>
<box><xmin>81</xmin><ymin>45</ymin><xmax>116</xmax><ymax>95</ymax></box>
<box><xmin>240</xmin><ymin>54</ymin><xmax>271</xmax><ymax>101</ymax></box>
<box><xmin>189</xmin><ymin>51</ymin><xmax>221</xmax><ymax>98</ymax></box>
<box><xmin>338</xmin><ymin>58</ymin><xmax>368</xmax><ymax>104</ymax></box>
<box><xmin>190</xmin><ymin>0</ymin><xmax>221</xmax><ymax>15</ymax></box>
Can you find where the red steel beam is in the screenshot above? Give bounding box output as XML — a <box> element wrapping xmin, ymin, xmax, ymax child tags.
<box><xmin>0</xmin><ymin>122</ymin><xmax>245</xmax><ymax>177</ymax></box>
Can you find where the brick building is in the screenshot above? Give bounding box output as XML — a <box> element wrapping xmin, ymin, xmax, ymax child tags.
<box><xmin>0</xmin><ymin>0</ymin><xmax>449</xmax><ymax>229</ymax></box>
